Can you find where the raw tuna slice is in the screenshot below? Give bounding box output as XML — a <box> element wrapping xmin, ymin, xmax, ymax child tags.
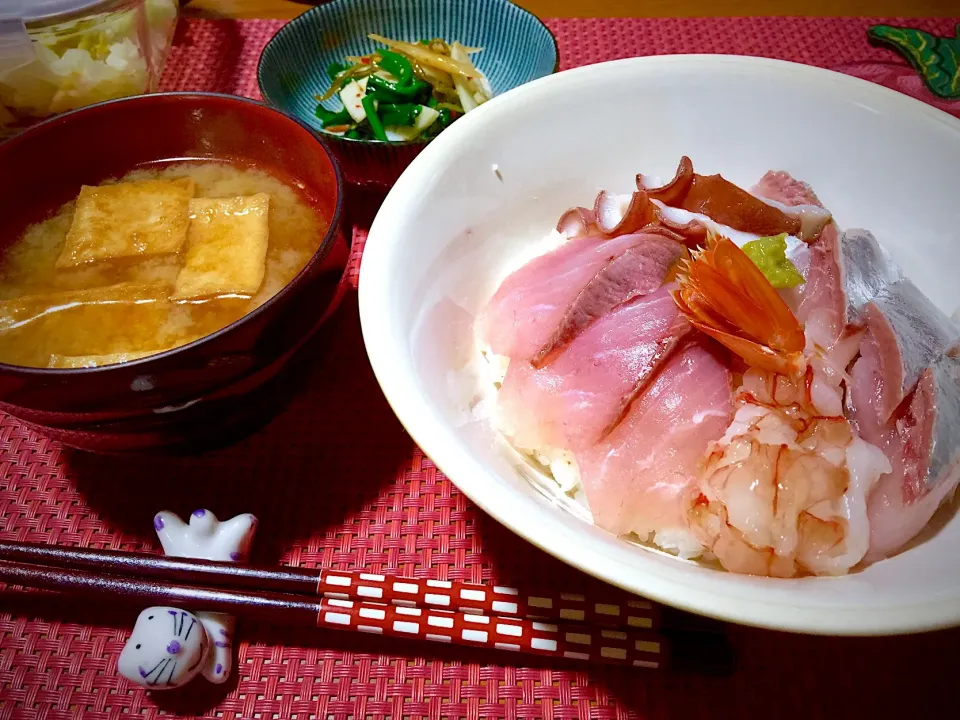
<box><xmin>853</xmin><ymin>345</ymin><xmax>960</xmax><ymax>559</ymax></box>
<box><xmin>496</xmin><ymin>286</ymin><xmax>687</xmax><ymax>452</ymax></box>
<box><xmin>861</xmin><ymin>279</ymin><xmax>959</xmax><ymax>421</ymax></box>
<box><xmin>479</xmin><ymin>233</ymin><xmax>660</xmax><ymax>360</ymax></box>
<box><xmin>838</xmin><ymin>229</ymin><xmax>902</xmax><ymax>324</ymax></box>
<box><xmin>532</xmin><ymin>233</ymin><xmax>683</xmax><ymax>367</ymax></box>
<box><xmin>576</xmin><ymin>339</ymin><xmax>734</xmax><ymax>542</ymax></box>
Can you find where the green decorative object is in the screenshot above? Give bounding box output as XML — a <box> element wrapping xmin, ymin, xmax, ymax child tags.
<box><xmin>868</xmin><ymin>24</ymin><xmax>960</xmax><ymax>100</ymax></box>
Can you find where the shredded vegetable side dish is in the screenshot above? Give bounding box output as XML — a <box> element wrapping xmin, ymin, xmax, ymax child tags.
<box><xmin>314</xmin><ymin>34</ymin><xmax>493</xmax><ymax>142</ymax></box>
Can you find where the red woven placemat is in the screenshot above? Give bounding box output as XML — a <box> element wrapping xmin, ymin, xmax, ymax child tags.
<box><xmin>3</xmin><ymin>16</ymin><xmax>960</xmax><ymax>720</ymax></box>
<box><xmin>157</xmin><ymin>16</ymin><xmax>960</xmax><ymax>115</ymax></box>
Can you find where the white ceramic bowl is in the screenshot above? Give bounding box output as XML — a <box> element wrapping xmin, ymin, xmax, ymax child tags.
<box><xmin>359</xmin><ymin>55</ymin><xmax>960</xmax><ymax>635</ymax></box>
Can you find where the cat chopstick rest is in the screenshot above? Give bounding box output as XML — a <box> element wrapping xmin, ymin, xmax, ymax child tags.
<box><xmin>118</xmin><ymin>607</ymin><xmax>209</xmax><ymax>688</ymax></box>
<box><xmin>118</xmin><ymin>510</ymin><xmax>257</xmax><ymax>689</ymax></box>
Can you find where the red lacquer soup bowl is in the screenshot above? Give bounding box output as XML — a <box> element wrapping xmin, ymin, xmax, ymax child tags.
<box><xmin>0</xmin><ymin>93</ymin><xmax>347</xmax><ymax>452</ymax></box>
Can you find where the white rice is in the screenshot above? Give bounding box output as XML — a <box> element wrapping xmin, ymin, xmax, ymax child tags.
<box><xmin>527</xmin><ymin>445</ymin><xmax>582</xmax><ymax>495</ymax></box>
<box><xmin>650</xmin><ymin>529</ymin><xmax>708</xmax><ymax>559</ymax></box>
<box><xmin>478</xmin><ymin>341</ymin><xmax>584</xmax><ymax>500</ymax></box>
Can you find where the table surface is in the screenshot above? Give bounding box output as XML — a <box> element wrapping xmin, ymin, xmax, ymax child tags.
<box><xmin>184</xmin><ymin>0</ymin><xmax>958</xmax><ymax>20</ymax></box>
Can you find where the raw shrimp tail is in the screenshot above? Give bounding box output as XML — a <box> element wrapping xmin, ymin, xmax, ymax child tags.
<box><xmin>673</xmin><ymin>233</ymin><xmax>805</xmax><ymax>374</ymax></box>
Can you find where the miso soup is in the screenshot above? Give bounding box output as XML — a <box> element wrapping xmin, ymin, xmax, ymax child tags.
<box><xmin>0</xmin><ymin>161</ymin><xmax>330</xmax><ymax>368</ymax></box>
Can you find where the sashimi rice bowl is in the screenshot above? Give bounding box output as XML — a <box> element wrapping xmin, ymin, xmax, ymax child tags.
<box><xmin>360</xmin><ymin>56</ymin><xmax>960</xmax><ymax>633</ymax></box>
<box><xmin>477</xmin><ymin>156</ymin><xmax>957</xmax><ymax>578</ymax></box>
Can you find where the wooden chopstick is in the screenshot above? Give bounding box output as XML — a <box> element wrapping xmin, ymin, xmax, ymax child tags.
<box><xmin>0</xmin><ymin>559</ymin><xmax>684</xmax><ymax>670</ymax></box>
<box><xmin>0</xmin><ymin>540</ymin><xmax>717</xmax><ymax>632</ymax></box>
<box><xmin>0</xmin><ymin>540</ymin><xmax>317</xmax><ymax>593</ymax></box>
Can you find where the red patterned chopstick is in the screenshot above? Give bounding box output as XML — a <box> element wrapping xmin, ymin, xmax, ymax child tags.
<box><xmin>315</xmin><ymin>570</ymin><xmax>659</xmax><ymax>630</ymax></box>
<box><xmin>0</xmin><ymin>559</ymin><xmax>667</xmax><ymax>670</ymax></box>
<box><xmin>314</xmin><ymin>597</ymin><xmax>664</xmax><ymax>669</ymax></box>
<box><xmin>0</xmin><ymin>541</ymin><xmax>665</xmax><ymax>630</ymax></box>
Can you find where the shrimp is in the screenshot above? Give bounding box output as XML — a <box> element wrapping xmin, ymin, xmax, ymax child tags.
<box><xmin>689</xmin><ymin>367</ymin><xmax>890</xmax><ymax>576</ymax></box>
<box><xmin>676</xmin><ymin>236</ymin><xmax>891</xmax><ymax>576</ymax></box>
<box><xmin>672</xmin><ymin>234</ymin><xmax>806</xmax><ymax>375</ymax></box>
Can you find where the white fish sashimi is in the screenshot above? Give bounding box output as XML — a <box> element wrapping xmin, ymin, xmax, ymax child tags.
<box><xmin>838</xmin><ymin>228</ymin><xmax>903</xmax><ymax>324</ymax></box>
<box><xmin>862</xmin><ymin>346</ymin><xmax>960</xmax><ymax>559</ymax></box>
<box><xmin>926</xmin><ymin>347</ymin><xmax>960</xmax><ymax>493</ymax></box>
<box><xmin>862</xmin><ymin>278</ymin><xmax>959</xmax><ymax>421</ymax></box>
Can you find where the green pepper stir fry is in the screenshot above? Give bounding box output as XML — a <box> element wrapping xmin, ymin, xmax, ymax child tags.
<box><xmin>314</xmin><ymin>34</ymin><xmax>493</xmax><ymax>142</ymax></box>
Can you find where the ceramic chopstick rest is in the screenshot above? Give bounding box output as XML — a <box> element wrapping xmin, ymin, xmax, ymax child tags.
<box><xmin>118</xmin><ymin>606</ymin><xmax>209</xmax><ymax>688</ymax></box>
<box><xmin>117</xmin><ymin>510</ymin><xmax>257</xmax><ymax>689</ymax></box>
<box><xmin>153</xmin><ymin>509</ymin><xmax>257</xmax><ymax>685</ymax></box>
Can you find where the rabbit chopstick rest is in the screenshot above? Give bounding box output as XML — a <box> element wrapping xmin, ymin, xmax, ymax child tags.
<box><xmin>117</xmin><ymin>510</ymin><xmax>257</xmax><ymax>689</ymax></box>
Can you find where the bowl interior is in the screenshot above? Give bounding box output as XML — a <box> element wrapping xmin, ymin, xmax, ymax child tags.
<box><xmin>258</xmin><ymin>0</ymin><xmax>558</xmax><ymax>140</ymax></box>
<box><xmin>360</xmin><ymin>55</ymin><xmax>960</xmax><ymax>634</ymax></box>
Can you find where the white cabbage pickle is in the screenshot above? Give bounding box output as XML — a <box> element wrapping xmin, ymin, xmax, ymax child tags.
<box><xmin>0</xmin><ymin>0</ymin><xmax>178</xmax><ymax>136</ymax></box>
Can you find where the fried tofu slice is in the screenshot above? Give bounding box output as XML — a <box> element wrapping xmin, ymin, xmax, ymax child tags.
<box><xmin>56</xmin><ymin>178</ymin><xmax>195</xmax><ymax>268</ymax></box>
<box><xmin>48</xmin><ymin>351</ymin><xmax>159</xmax><ymax>368</ymax></box>
<box><xmin>171</xmin><ymin>194</ymin><xmax>270</xmax><ymax>301</ymax></box>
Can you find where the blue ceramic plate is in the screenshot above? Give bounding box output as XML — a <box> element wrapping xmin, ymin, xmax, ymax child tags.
<box><xmin>257</xmin><ymin>0</ymin><xmax>558</xmax><ymax>184</ymax></box>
